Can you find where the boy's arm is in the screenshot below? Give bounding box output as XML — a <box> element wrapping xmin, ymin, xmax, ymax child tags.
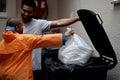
<box><xmin>27</xmin><ymin>28</ymin><xmax>74</xmax><ymax>49</ymax></box>
<box><xmin>31</xmin><ymin>33</ymin><xmax>64</xmax><ymax>49</ymax></box>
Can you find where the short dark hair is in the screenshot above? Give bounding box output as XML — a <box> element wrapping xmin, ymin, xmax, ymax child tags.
<box><xmin>6</xmin><ymin>18</ymin><xmax>21</xmax><ymax>27</ymax></box>
<box><xmin>22</xmin><ymin>0</ymin><xmax>36</xmax><ymax>11</ymax></box>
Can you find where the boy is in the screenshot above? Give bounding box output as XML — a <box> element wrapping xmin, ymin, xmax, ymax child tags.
<box><xmin>0</xmin><ymin>17</ymin><xmax>74</xmax><ymax>80</ymax></box>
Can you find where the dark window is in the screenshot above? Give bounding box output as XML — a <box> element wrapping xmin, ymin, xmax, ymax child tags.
<box><xmin>0</xmin><ymin>0</ymin><xmax>6</xmax><ymax>12</ymax></box>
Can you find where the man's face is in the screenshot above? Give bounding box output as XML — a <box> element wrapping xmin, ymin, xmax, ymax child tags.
<box><xmin>21</xmin><ymin>5</ymin><xmax>34</xmax><ymax>22</ymax></box>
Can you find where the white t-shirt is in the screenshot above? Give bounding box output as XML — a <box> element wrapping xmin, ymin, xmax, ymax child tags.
<box><xmin>23</xmin><ymin>18</ymin><xmax>51</xmax><ymax>70</ymax></box>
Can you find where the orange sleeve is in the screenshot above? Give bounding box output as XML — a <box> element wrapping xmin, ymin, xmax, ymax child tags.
<box><xmin>29</xmin><ymin>33</ymin><xmax>63</xmax><ymax>49</ymax></box>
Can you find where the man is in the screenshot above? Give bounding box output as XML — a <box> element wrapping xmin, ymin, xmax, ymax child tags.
<box><xmin>21</xmin><ymin>0</ymin><xmax>80</xmax><ymax>80</ymax></box>
<box><xmin>0</xmin><ymin>17</ymin><xmax>74</xmax><ymax>80</ymax></box>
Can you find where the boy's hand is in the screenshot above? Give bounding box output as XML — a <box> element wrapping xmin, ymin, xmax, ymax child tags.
<box><xmin>65</xmin><ymin>28</ymin><xmax>74</xmax><ymax>37</ymax></box>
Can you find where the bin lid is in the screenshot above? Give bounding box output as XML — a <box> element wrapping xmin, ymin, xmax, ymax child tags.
<box><xmin>77</xmin><ymin>9</ymin><xmax>117</xmax><ymax>69</ymax></box>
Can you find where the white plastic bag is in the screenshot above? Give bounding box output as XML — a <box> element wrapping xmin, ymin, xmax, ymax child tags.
<box><xmin>58</xmin><ymin>34</ymin><xmax>93</xmax><ymax>65</ymax></box>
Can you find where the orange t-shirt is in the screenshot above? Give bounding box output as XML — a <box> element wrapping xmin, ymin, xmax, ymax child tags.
<box><xmin>0</xmin><ymin>30</ymin><xmax>62</xmax><ymax>80</ymax></box>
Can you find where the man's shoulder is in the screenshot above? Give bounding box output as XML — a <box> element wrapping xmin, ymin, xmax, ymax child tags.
<box><xmin>33</xmin><ymin>18</ymin><xmax>49</xmax><ymax>22</ymax></box>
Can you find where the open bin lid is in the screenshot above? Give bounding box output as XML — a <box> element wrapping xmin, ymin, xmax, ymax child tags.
<box><xmin>77</xmin><ymin>9</ymin><xmax>117</xmax><ymax>69</ymax></box>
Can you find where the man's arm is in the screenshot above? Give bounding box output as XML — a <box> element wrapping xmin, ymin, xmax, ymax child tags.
<box><xmin>50</xmin><ymin>17</ymin><xmax>80</xmax><ymax>29</ymax></box>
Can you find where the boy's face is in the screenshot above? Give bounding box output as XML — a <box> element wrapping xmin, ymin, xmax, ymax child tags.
<box><xmin>17</xmin><ymin>20</ymin><xmax>23</xmax><ymax>34</ymax></box>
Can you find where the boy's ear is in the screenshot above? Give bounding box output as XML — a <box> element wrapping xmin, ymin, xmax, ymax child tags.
<box><xmin>16</xmin><ymin>26</ymin><xmax>19</xmax><ymax>31</ymax></box>
<box><xmin>16</xmin><ymin>26</ymin><xmax>18</xmax><ymax>29</ymax></box>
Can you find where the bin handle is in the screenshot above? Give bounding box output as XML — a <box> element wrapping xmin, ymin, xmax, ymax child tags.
<box><xmin>96</xmin><ymin>14</ymin><xmax>103</xmax><ymax>24</ymax></box>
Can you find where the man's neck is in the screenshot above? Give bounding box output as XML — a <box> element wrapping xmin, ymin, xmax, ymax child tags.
<box><xmin>22</xmin><ymin>18</ymin><xmax>32</xmax><ymax>24</ymax></box>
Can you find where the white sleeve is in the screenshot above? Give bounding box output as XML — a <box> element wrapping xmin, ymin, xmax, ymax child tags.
<box><xmin>37</xmin><ymin>19</ymin><xmax>52</xmax><ymax>32</ymax></box>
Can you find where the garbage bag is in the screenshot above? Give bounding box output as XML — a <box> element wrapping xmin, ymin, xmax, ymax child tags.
<box><xmin>58</xmin><ymin>34</ymin><xmax>93</xmax><ymax>65</ymax></box>
<box><xmin>45</xmin><ymin>58</ymin><xmax>83</xmax><ymax>72</ymax></box>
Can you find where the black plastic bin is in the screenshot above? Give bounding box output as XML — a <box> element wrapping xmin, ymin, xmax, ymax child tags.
<box><xmin>42</xmin><ymin>9</ymin><xmax>118</xmax><ymax>80</ymax></box>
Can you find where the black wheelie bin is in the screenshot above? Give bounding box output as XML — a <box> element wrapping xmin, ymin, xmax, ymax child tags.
<box><xmin>42</xmin><ymin>9</ymin><xmax>118</xmax><ymax>80</ymax></box>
